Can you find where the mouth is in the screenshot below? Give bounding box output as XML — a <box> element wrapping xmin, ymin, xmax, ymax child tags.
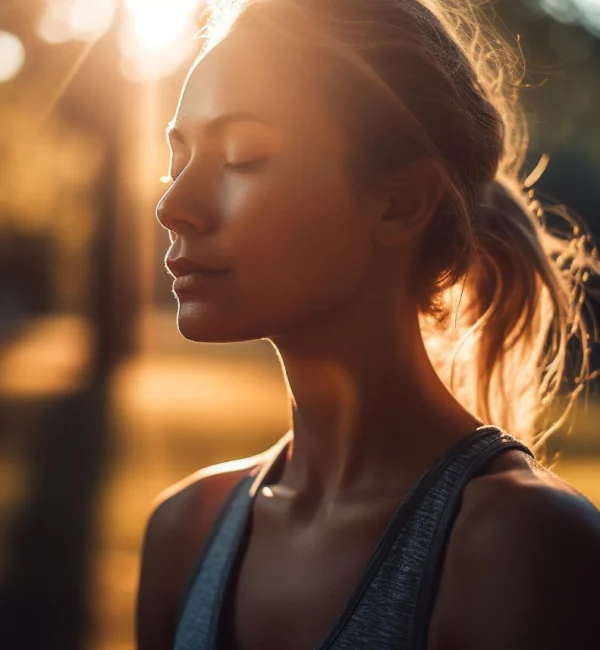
<box><xmin>173</xmin><ymin>269</ymin><xmax>231</xmax><ymax>294</ymax></box>
<box><xmin>165</xmin><ymin>254</ymin><xmax>231</xmax><ymax>278</ymax></box>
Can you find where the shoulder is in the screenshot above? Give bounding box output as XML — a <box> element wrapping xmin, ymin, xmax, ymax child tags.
<box><xmin>135</xmin><ymin>447</ymin><xmax>269</xmax><ymax>650</ymax></box>
<box><xmin>436</xmin><ymin>464</ymin><xmax>600</xmax><ymax>650</ymax></box>
<box><xmin>146</xmin><ymin>449</ymin><xmax>265</xmax><ymax>546</ymax></box>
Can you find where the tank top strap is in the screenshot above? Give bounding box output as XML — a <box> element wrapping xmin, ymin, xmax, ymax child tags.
<box><xmin>173</xmin><ymin>472</ymin><xmax>255</xmax><ymax>650</ymax></box>
<box><xmin>321</xmin><ymin>425</ymin><xmax>535</xmax><ymax>649</ymax></box>
<box><xmin>173</xmin><ymin>431</ymin><xmax>292</xmax><ymax>650</ymax></box>
<box><xmin>411</xmin><ymin>426</ymin><xmax>535</xmax><ymax>648</ymax></box>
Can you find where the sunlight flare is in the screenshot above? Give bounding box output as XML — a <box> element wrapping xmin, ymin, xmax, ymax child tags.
<box><xmin>121</xmin><ymin>0</ymin><xmax>202</xmax><ymax>81</ymax></box>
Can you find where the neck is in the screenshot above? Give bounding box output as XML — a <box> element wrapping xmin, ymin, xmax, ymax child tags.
<box><xmin>269</xmin><ymin>294</ymin><xmax>482</xmax><ymax>518</ymax></box>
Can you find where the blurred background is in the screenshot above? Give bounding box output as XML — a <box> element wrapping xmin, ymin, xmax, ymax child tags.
<box><xmin>0</xmin><ymin>0</ymin><xmax>599</xmax><ymax>648</ymax></box>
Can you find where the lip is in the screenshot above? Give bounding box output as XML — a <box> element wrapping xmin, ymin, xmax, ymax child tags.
<box><xmin>166</xmin><ymin>256</ymin><xmax>230</xmax><ymax>277</ymax></box>
<box><xmin>173</xmin><ymin>270</ymin><xmax>230</xmax><ymax>294</ymax></box>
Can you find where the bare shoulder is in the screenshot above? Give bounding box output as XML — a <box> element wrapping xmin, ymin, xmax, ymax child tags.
<box><xmin>135</xmin><ymin>446</ymin><xmax>270</xmax><ymax>650</ymax></box>
<box><xmin>430</xmin><ymin>450</ymin><xmax>600</xmax><ymax>650</ymax></box>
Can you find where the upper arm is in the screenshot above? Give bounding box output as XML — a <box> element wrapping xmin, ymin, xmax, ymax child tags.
<box><xmin>134</xmin><ymin>457</ymin><xmax>262</xmax><ymax>650</ymax></box>
<box><xmin>445</xmin><ymin>480</ymin><xmax>600</xmax><ymax>650</ymax></box>
<box><xmin>136</xmin><ymin>499</ymin><xmax>181</xmax><ymax>650</ymax></box>
<box><xmin>135</xmin><ymin>479</ymin><xmax>217</xmax><ymax>650</ymax></box>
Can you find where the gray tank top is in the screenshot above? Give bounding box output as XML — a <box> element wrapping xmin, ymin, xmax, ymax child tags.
<box><xmin>173</xmin><ymin>425</ymin><xmax>535</xmax><ymax>649</ymax></box>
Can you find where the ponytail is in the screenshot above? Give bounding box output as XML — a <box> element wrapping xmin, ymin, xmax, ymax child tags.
<box><xmin>423</xmin><ymin>173</ymin><xmax>600</xmax><ymax>462</ymax></box>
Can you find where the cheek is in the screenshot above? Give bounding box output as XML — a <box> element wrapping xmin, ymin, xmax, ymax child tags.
<box><xmin>224</xmin><ymin>161</ymin><xmax>373</xmax><ymax>316</ymax></box>
<box><xmin>173</xmin><ymin>161</ymin><xmax>376</xmax><ymax>344</ymax></box>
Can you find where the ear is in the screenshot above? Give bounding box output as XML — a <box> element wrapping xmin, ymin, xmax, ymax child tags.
<box><xmin>372</xmin><ymin>157</ymin><xmax>446</xmax><ymax>247</ymax></box>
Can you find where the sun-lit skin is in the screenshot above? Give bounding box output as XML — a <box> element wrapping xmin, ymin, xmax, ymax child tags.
<box><xmin>156</xmin><ymin>24</ymin><xmax>483</xmax><ymax>517</ymax></box>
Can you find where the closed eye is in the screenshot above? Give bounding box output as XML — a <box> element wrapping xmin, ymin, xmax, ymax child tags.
<box><xmin>159</xmin><ymin>158</ymin><xmax>267</xmax><ymax>185</ymax></box>
<box><xmin>223</xmin><ymin>159</ymin><xmax>269</xmax><ymax>172</ymax></box>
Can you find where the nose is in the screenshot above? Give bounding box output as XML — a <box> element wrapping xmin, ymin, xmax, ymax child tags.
<box><xmin>155</xmin><ymin>172</ymin><xmax>219</xmax><ymax>237</ymax></box>
<box><xmin>156</xmin><ymin>194</ymin><xmax>194</xmax><ymax>238</ymax></box>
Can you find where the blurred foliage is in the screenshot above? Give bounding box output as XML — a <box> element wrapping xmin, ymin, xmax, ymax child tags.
<box><xmin>498</xmin><ymin>0</ymin><xmax>600</xmax><ymax>164</ymax></box>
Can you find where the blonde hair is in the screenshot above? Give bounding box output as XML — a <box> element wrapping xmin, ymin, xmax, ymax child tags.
<box><xmin>199</xmin><ymin>0</ymin><xmax>600</xmax><ymax>461</ymax></box>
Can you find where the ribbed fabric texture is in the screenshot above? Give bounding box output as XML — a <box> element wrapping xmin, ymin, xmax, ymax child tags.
<box><xmin>173</xmin><ymin>426</ymin><xmax>535</xmax><ymax>650</ymax></box>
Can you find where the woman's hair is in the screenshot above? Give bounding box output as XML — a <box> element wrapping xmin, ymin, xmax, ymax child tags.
<box><xmin>198</xmin><ymin>0</ymin><xmax>600</xmax><ymax>462</ymax></box>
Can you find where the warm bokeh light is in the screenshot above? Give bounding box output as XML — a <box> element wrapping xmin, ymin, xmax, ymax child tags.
<box><xmin>67</xmin><ymin>0</ymin><xmax>116</xmax><ymax>39</ymax></box>
<box><xmin>121</xmin><ymin>0</ymin><xmax>202</xmax><ymax>81</ymax></box>
<box><xmin>36</xmin><ymin>0</ymin><xmax>116</xmax><ymax>43</ymax></box>
<box><xmin>0</xmin><ymin>31</ymin><xmax>25</xmax><ymax>83</ymax></box>
<box><xmin>0</xmin><ymin>315</ymin><xmax>92</xmax><ymax>398</ymax></box>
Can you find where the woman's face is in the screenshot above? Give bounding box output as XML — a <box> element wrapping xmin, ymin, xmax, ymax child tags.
<box><xmin>157</xmin><ymin>24</ymin><xmax>390</xmax><ymax>344</ymax></box>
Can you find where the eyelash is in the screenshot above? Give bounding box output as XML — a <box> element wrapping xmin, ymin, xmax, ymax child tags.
<box><xmin>160</xmin><ymin>159</ymin><xmax>267</xmax><ymax>185</ymax></box>
<box><xmin>225</xmin><ymin>159</ymin><xmax>268</xmax><ymax>172</ymax></box>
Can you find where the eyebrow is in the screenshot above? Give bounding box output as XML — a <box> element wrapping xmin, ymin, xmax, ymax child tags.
<box><xmin>165</xmin><ymin>112</ymin><xmax>270</xmax><ymax>145</ymax></box>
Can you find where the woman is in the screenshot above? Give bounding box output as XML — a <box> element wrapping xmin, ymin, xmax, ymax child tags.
<box><xmin>136</xmin><ymin>0</ymin><xmax>600</xmax><ymax>648</ymax></box>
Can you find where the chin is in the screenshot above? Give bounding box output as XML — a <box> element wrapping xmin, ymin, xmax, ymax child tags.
<box><xmin>177</xmin><ymin>315</ymin><xmax>240</xmax><ymax>344</ymax></box>
<box><xmin>175</xmin><ymin>302</ymin><xmax>266</xmax><ymax>344</ymax></box>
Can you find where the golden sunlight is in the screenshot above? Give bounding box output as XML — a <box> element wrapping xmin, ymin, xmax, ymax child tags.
<box><xmin>121</xmin><ymin>0</ymin><xmax>202</xmax><ymax>81</ymax></box>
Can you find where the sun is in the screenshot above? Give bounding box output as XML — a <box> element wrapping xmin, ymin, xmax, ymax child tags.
<box><xmin>122</xmin><ymin>0</ymin><xmax>203</xmax><ymax>80</ymax></box>
<box><xmin>125</xmin><ymin>0</ymin><xmax>200</xmax><ymax>51</ymax></box>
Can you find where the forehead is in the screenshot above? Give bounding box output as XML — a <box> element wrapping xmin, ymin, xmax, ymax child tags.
<box><xmin>175</xmin><ymin>25</ymin><xmax>332</xmax><ymax>135</ymax></box>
